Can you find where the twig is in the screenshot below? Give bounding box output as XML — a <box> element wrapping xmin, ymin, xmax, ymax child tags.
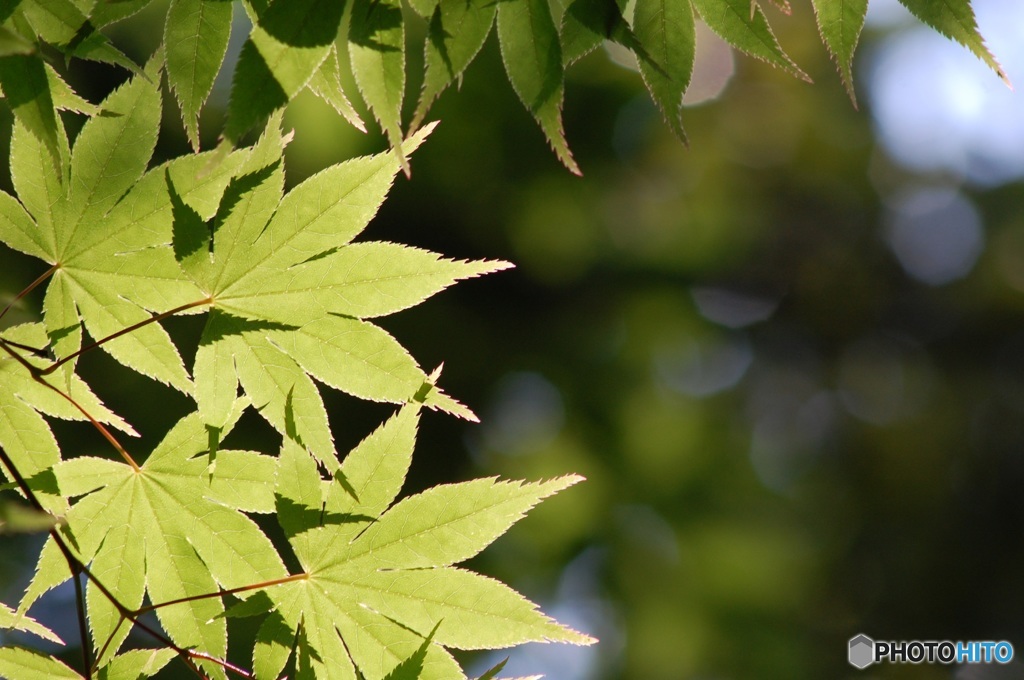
<box><xmin>0</xmin><ymin>264</ymin><xmax>57</xmax><ymax>322</ymax></box>
<box><xmin>0</xmin><ymin>340</ymin><xmax>141</xmax><ymax>470</ymax></box>
<box><xmin>40</xmin><ymin>297</ymin><xmax>212</xmax><ymax>376</ymax></box>
<box><xmin>72</xmin><ymin>564</ymin><xmax>94</xmax><ymax>678</ymax></box>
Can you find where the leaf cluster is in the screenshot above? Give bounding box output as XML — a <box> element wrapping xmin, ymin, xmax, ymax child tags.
<box><xmin>0</xmin><ymin>3</ymin><xmax>595</xmax><ymax>678</ymax></box>
<box><xmin>0</xmin><ymin>0</ymin><xmax>1007</xmax><ymax>677</ymax></box>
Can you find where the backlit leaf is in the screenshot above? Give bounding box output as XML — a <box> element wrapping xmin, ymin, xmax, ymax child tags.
<box><xmin>897</xmin><ymin>0</ymin><xmax>1009</xmax><ymax>86</ymax></box>
<box><xmin>0</xmin><ymin>53</ymin><xmax>62</xmax><ymax>172</ymax></box>
<box><xmin>263</xmin><ymin>419</ymin><xmax>592</xmax><ymax>678</ymax></box>
<box><xmin>225</xmin><ymin>0</ymin><xmax>343</xmax><ymax>141</ymax></box>
<box><xmin>51</xmin><ymin>409</ymin><xmax>286</xmax><ymax>666</ymax></box>
<box><xmin>497</xmin><ymin>0</ymin><xmax>579</xmax><ymax>174</ymax></box>
<box><xmin>634</xmin><ymin>0</ymin><xmax>696</xmax><ymax>142</ymax></box>
<box><xmin>165</xmin><ymin>0</ymin><xmax>233</xmax><ymax>148</ymax></box>
<box><xmin>96</xmin><ymin>649</ymin><xmax>176</xmax><ymax>680</ymax></box>
<box><xmin>307</xmin><ymin>46</ymin><xmax>367</xmax><ymax>133</ymax></box>
<box><xmin>349</xmin><ymin>0</ymin><xmax>407</xmax><ymax>170</ymax></box>
<box><xmin>692</xmin><ymin>0</ymin><xmax>810</xmax><ymax>81</ymax></box>
<box><xmin>412</xmin><ymin>0</ymin><xmax>496</xmax><ymax>132</ymax></box>
<box><xmin>0</xmin><ymin>603</ymin><xmax>62</xmax><ymax>644</ymax></box>
<box><xmin>811</xmin><ymin>0</ymin><xmax>868</xmax><ymax>103</ymax></box>
<box><xmin>0</xmin><ymin>646</ymin><xmax>79</xmax><ymax>680</ymax></box>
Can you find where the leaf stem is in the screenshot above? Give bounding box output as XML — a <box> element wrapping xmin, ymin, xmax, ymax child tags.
<box><xmin>0</xmin><ymin>264</ymin><xmax>57</xmax><ymax>323</ymax></box>
<box><xmin>0</xmin><ymin>339</ymin><xmax>141</xmax><ymax>470</ymax></box>
<box><xmin>1</xmin><ymin>338</ymin><xmax>50</xmax><ymax>357</ymax></box>
<box><xmin>40</xmin><ymin>297</ymin><xmax>213</xmax><ymax>376</ymax></box>
<box><xmin>188</xmin><ymin>652</ymin><xmax>254</xmax><ymax>679</ymax></box>
<box><xmin>72</xmin><ymin>564</ymin><xmax>94</xmax><ymax>679</ymax></box>
<box><xmin>138</xmin><ymin>573</ymin><xmax>309</xmax><ymax>615</ymax></box>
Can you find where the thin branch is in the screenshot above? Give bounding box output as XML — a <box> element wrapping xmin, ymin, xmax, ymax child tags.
<box><xmin>1</xmin><ymin>339</ymin><xmax>49</xmax><ymax>358</ymax></box>
<box><xmin>0</xmin><ymin>264</ymin><xmax>57</xmax><ymax>323</ymax></box>
<box><xmin>189</xmin><ymin>652</ymin><xmax>255</xmax><ymax>679</ymax></box>
<box><xmin>72</xmin><ymin>564</ymin><xmax>94</xmax><ymax>678</ymax></box>
<box><xmin>139</xmin><ymin>573</ymin><xmax>309</xmax><ymax>615</ymax></box>
<box><xmin>0</xmin><ymin>339</ymin><xmax>141</xmax><ymax>470</ymax></box>
<box><xmin>40</xmin><ymin>297</ymin><xmax>212</xmax><ymax>376</ymax></box>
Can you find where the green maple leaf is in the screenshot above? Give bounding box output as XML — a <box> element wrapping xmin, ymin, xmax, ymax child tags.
<box><xmin>165</xmin><ymin>0</ymin><xmax>234</xmax><ymax>149</ymax></box>
<box><xmin>255</xmin><ymin>403</ymin><xmax>594</xmax><ymax>679</ymax></box>
<box><xmin>349</xmin><ymin>0</ymin><xmax>408</xmax><ymax>171</ymax></box>
<box><xmin>411</xmin><ymin>0</ymin><xmax>496</xmax><ymax>132</ymax></box>
<box><xmin>634</xmin><ymin>0</ymin><xmax>697</xmax><ymax>143</ymax></box>
<box><xmin>170</xmin><ymin>117</ymin><xmax>509</xmax><ymax>469</ymax></box>
<box><xmin>691</xmin><ymin>0</ymin><xmax>810</xmax><ymax>82</ymax></box>
<box><xmin>0</xmin><ymin>645</ymin><xmax>175</xmax><ymax>680</ymax></box>
<box><xmin>811</xmin><ymin>0</ymin><xmax>868</xmax><ymax>104</ymax></box>
<box><xmin>20</xmin><ymin>404</ymin><xmax>284</xmax><ymax>675</ymax></box>
<box><xmin>897</xmin><ymin>0</ymin><xmax>1010</xmax><ymax>86</ymax></box>
<box><xmin>306</xmin><ymin>45</ymin><xmax>367</xmax><ymax>133</ymax></box>
<box><xmin>15</xmin><ymin>0</ymin><xmax>143</xmax><ymax>74</ymax></box>
<box><xmin>497</xmin><ymin>0</ymin><xmax>579</xmax><ymax>175</ymax></box>
<box><xmin>226</xmin><ymin>0</ymin><xmax>345</xmax><ymax>142</ymax></box>
<box><xmin>0</xmin><ymin>56</ymin><xmax>252</xmax><ymax>393</ymax></box>
<box><xmin>0</xmin><ymin>646</ymin><xmax>79</xmax><ymax>680</ymax></box>
<box><xmin>0</xmin><ymin>602</ymin><xmax>62</xmax><ymax>645</ymax></box>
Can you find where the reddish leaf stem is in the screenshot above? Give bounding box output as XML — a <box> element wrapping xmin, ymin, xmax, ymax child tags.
<box><xmin>138</xmin><ymin>572</ymin><xmax>309</xmax><ymax>615</ymax></box>
<box><xmin>0</xmin><ymin>263</ymin><xmax>57</xmax><ymax>323</ymax></box>
<box><xmin>0</xmin><ymin>339</ymin><xmax>141</xmax><ymax>470</ymax></box>
<box><xmin>71</xmin><ymin>564</ymin><xmax>94</xmax><ymax>679</ymax></box>
<box><xmin>40</xmin><ymin>297</ymin><xmax>213</xmax><ymax>376</ymax></box>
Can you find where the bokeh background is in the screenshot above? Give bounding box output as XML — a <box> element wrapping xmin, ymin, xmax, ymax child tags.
<box><xmin>3</xmin><ymin>0</ymin><xmax>1024</xmax><ymax>678</ymax></box>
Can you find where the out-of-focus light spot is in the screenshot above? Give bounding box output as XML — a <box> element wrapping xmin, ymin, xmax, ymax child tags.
<box><xmin>691</xmin><ymin>286</ymin><xmax>780</xmax><ymax>328</ymax></box>
<box><xmin>684</xmin><ymin>22</ymin><xmax>735</xmax><ymax>107</ymax></box>
<box><xmin>866</xmin><ymin>0</ymin><xmax>1024</xmax><ymax>185</ymax></box>
<box><xmin>606</xmin><ymin>21</ymin><xmax>733</xmax><ymax>104</ymax></box>
<box><xmin>864</xmin><ymin>0</ymin><xmax>916</xmax><ymax>29</ymax></box>
<box><xmin>745</xmin><ymin>356</ymin><xmax>832</xmax><ymax>493</ymax></box>
<box><xmin>750</xmin><ymin>391</ymin><xmax>837</xmax><ymax>494</ymax></box>
<box><xmin>838</xmin><ymin>334</ymin><xmax>931</xmax><ymax>425</ymax></box>
<box><xmin>885</xmin><ymin>187</ymin><xmax>984</xmax><ymax>286</ymax></box>
<box><xmin>480</xmin><ymin>372</ymin><xmax>565</xmax><ymax>456</ymax></box>
<box><xmin>654</xmin><ymin>334</ymin><xmax>752</xmax><ymax>397</ymax></box>
<box><xmin>612</xmin><ymin>94</ymin><xmax>659</xmax><ymax>160</ymax></box>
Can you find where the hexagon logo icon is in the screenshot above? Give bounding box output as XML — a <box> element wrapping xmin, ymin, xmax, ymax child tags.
<box><xmin>849</xmin><ymin>634</ymin><xmax>875</xmax><ymax>669</ymax></box>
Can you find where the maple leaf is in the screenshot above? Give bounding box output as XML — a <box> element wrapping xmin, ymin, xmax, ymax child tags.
<box><xmin>0</xmin><ymin>56</ymin><xmax>249</xmax><ymax>393</ymax></box>
<box><xmin>0</xmin><ymin>602</ymin><xmax>61</xmax><ymax>645</ymax></box>
<box><xmin>169</xmin><ymin>117</ymin><xmax>509</xmax><ymax>470</ymax></box>
<box><xmin>252</xmin><ymin>403</ymin><xmax>595</xmax><ymax>679</ymax></box>
<box><xmin>0</xmin><ymin>645</ymin><xmax>175</xmax><ymax>680</ymax></box>
<box><xmin>19</xmin><ymin>403</ymin><xmax>283</xmax><ymax>676</ymax></box>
